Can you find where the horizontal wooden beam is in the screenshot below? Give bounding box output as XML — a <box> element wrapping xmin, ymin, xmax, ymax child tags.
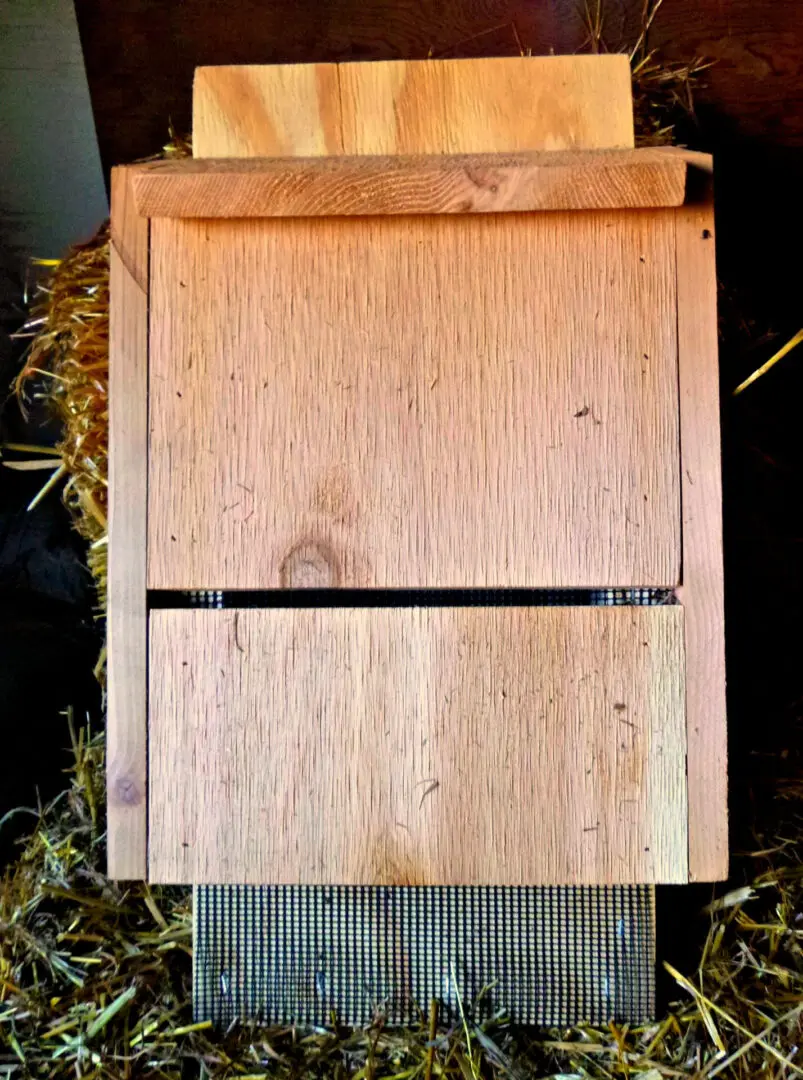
<box><xmin>132</xmin><ymin>148</ymin><xmax>691</xmax><ymax>219</ymax></box>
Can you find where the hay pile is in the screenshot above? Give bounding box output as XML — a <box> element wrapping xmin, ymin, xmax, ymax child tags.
<box><xmin>10</xmin><ymin>236</ymin><xmax>110</xmax><ymax>621</ymax></box>
<box><xmin>2</xmin><ymin>11</ymin><xmax>802</xmax><ymax>1077</ymax></box>
<box><xmin>1</xmin><ymin>716</ymin><xmax>800</xmax><ymax>1076</ymax></box>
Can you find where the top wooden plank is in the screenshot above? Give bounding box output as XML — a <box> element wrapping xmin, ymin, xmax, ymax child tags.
<box><xmin>193</xmin><ymin>56</ymin><xmax>635</xmax><ymax>158</ymax></box>
<box><xmin>133</xmin><ymin>148</ymin><xmax>688</xmax><ymax>218</ymax></box>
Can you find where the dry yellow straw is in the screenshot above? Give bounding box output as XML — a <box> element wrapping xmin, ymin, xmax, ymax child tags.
<box><xmin>733</xmin><ymin>328</ymin><xmax>803</xmax><ymax>395</ymax></box>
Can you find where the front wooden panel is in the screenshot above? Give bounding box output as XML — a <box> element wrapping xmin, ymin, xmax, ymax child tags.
<box><xmin>148</xmin><ymin>606</ymin><xmax>688</xmax><ymax>885</ymax></box>
<box><xmin>147</xmin><ymin>211</ymin><xmax>681</xmax><ymax>590</ymax></box>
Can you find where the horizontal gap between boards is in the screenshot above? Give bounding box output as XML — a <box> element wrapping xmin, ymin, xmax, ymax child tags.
<box><xmin>148</xmin><ymin>588</ymin><xmax>677</xmax><ymax>610</ymax></box>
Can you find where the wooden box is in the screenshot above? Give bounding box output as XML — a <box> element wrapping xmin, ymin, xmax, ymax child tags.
<box><xmin>108</xmin><ymin>58</ymin><xmax>726</xmax><ymax>886</ymax></box>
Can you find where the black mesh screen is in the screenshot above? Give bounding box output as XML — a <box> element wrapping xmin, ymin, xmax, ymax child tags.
<box><xmin>194</xmin><ymin>884</ymin><xmax>655</xmax><ymax>1028</ymax></box>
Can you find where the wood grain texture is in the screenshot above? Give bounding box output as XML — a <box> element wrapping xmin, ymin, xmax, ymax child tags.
<box><xmin>133</xmin><ymin>149</ymin><xmax>688</xmax><ymax>219</ymax></box>
<box><xmin>675</xmin><ymin>174</ymin><xmax>728</xmax><ymax>882</ymax></box>
<box><xmin>107</xmin><ymin>166</ymin><xmax>149</xmax><ymax>879</ymax></box>
<box><xmin>339</xmin><ymin>56</ymin><xmax>634</xmax><ymax>153</ymax></box>
<box><xmin>147</xmin><ymin>211</ymin><xmax>681</xmax><ymax>590</ymax></box>
<box><xmin>193</xmin><ymin>56</ymin><xmax>634</xmax><ymax>158</ymax></box>
<box><xmin>148</xmin><ymin>606</ymin><xmax>688</xmax><ymax>885</ymax></box>
<box><xmin>193</xmin><ymin>63</ymin><xmax>343</xmax><ymax>158</ymax></box>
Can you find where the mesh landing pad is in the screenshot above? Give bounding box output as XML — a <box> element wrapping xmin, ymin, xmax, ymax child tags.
<box><xmin>194</xmin><ymin>885</ymin><xmax>655</xmax><ymax>1028</ymax></box>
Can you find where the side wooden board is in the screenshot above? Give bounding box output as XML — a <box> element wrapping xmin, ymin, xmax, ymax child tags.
<box><xmin>133</xmin><ymin>148</ymin><xmax>690</xmax><ymax>218</ymax></box>
<box><xmin>108</xmin><ymin>167</ymin><xmax>149</xmax><ymax>879</ymax></box>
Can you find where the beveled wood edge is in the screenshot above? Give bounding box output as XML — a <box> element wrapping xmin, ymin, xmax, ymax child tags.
<box><xmin>107</xmin><ymin>166</ymin><xmax>149</xmax><ymax>880</ymax></box>
<box><xmin>128</xmin><ymin>147</ymin><xmax>704</xmax><ymax>219</ymax></box>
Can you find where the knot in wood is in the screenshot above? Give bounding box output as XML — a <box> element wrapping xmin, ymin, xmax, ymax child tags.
<box><xmin>279</xmin><ymin>539</ymin><xmax>340</xmax><ymax>587</ymax></box>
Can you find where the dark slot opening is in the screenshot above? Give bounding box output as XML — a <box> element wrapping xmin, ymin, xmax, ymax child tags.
<box><xmin>148</xmin><ymin>587</ymin><xmax>676</xmax><ymax>610</ymax></box>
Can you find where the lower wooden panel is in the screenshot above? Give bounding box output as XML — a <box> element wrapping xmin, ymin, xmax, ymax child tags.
<box><xmin>149</xmin><ymin>606</ymin><xmax>687</xmax><ymax>885</ymax></box>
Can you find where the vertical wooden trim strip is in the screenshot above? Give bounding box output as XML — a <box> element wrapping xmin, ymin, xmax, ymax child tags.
<box><xmin>675</xmin><ymin>194</ymin><xmax>728</xmax><ymax>881</ymax></box>
<box><xmin>108</xmin><ymin>166</ymin><xmax>149</xmax><ymax>879</ymax></box>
